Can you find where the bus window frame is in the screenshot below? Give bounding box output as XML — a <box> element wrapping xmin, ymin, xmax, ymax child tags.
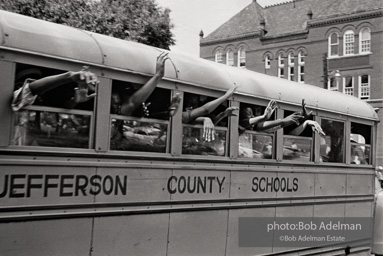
<box><xmin>106</xmin><ymin>75</ymin><xmax>179</xmax><ymax>156</ymax></box>
<box><xmin>6</xmin><ymin>61</ymin><xmax>99</xmax><ymax>152</ymax></box>
<box><xmin>236</xmin><ymin>97</ymin><xmax>279</xmax><ymax>162</ymax></box>
<box><xmin>179</xmin><ymin>88</ymin><xmax>233</xmax><ymax>159</ymax></box>
<box><xmin>317</xmin><ymin>116</ymin><xmax>347</xmax><ymax>165</ymax></box>
<box><xmin>0</xmin><ymin>60</ymin><xmax>15</xmax><ymax>147</ymax></box>
<box><xmin>278</xmin><ymin>104</ymin><xmax>318</xmax><ymax>164</ymax></box>
<box><xmin>349</xmin><ymin>119</ymin><xmax>374</xmax><ymax>166</ymax></box>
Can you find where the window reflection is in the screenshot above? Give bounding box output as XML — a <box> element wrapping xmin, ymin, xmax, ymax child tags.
<box><xmin>182</xmin><ymin>126</ymin><xmax>226</xmax><ymax>156</ymax></box>
<box><xmin>320</xmin><ymin>119</ymin><xmax>344</xmax><ymax>163</ymax></box>
<box><xmin>110</xmin><ymin>119</ymin><xmax>167</xmax><ymax>153</ymax></box>
<box><xmin>239</xmin><ymin>133</ymin><xmax>273</xmax><ymax>159</ymax></box>
<box><xmin>283</xmin><ymin>137</ymin><xmax>312</xmax><ymax>161</ymax></box>
<box><xmin>12</xmin><ymin>109</ymin><xmax>91</xmax><ymax>148</ymax></box>
<box><xmin>350</xmin><ymin>123</ymin><xmax>371</xmax><ymax>165</ymax></box>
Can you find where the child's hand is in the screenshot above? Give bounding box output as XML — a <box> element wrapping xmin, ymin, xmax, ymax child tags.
<box><xmin>156</xmin><ymin>52</ymin><xmax>169</xmax><ymax>78</ymax></box>
<box><xmin>264</xmin><ymin>100</ymin><xmax>277</xmax><ymax>120</ymax></box>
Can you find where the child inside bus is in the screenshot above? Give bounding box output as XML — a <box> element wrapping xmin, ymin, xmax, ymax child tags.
<box><xmin>239</xmin><ymin>99</ymin><xmax>325</xmax><ymax>158</ymax></box>
<box><xmin>110</xmin><ymin>52</ymin><xmax>182</xmax><ymax>152</ymax></box>
<box><xmin>12</xmin><ymin>66</ymin><xmax>98</xmax><ymax>112</ymax></box>
<box><xmin>182</xmin><ymin>86</ymin><xmax>238</xmax><ymax>142</ymax></box>
<box><xmin>11</xmin><ymin>66</ymin><xmax>99</xmax><ymax>147</ymax></box>
<box><xmin>239</xmin><ymin>99</ymin><xmax>324</xmax><ymax>135</ymax></box>
<box><xmin>181</xmin><ymin>87</ymin><xmax>238</xmax><ymax>155</ymax></box>
<box><xmin>112</xmin><ymin>52</ymin><xmax>181</xmax><ymax>118</ymax></box>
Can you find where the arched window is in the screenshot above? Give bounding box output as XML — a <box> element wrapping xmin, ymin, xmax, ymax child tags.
<box><xmin>265</xmin><ymin>55</ymin><xmax>271</xmax><ymax>69</ymax></box>
<box><xmin>287</xmin><ymin>52</ymin><xmax>295</xmax><ymax>81</ymax></box>
<box><xmin>328</xmin><ymin>32</ymin><xmax>339</xmax><ymax>57</ymax></box>
<box><xmin>278</xmin><ymin>54</ymin><xmax>285</xmax><ymax>78</ymax></box>
<box><xmin>298</xmin><ymin>51</ymin><xmax>305</xmax><ymax>83</ymax></box>
<box><xmin>226</xmin><ymin>50</ymin><xmax>234</xmax><ymax>66</ymax></box>
<box><xmin>359</xmin><ymin>27</ymin><xmax>371</xmax><ymax>53</ymax></box>
<box><xmin>238</xmin><ymin>48</ymin><xmax>246</xmax><ymax>68</ymax></box>
<box><xmin>215</xmin><ymin>50</ymin><xmax>223</xmax><ymax>63</ymax></box>
<box><xmin>344</xmin><ymin>30</ymin><xmax>355</xmax><ymax>55</ymax></box>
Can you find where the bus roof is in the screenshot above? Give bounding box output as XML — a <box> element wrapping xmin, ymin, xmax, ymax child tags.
<box><xmin>0</xmin><ymin>10</ymin><xmax>378</xmax><ymax>121</ymax></box>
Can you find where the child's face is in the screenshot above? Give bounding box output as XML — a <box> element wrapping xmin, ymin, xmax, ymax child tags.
<box><xmin>254</xmin><ymin>107</ymin><xmax>262</xmax><ymax>116</ymax></box>
<box><xmin>184</xmin><ymin>96</ymin><xmax>199</xmax><ymax>111</ymax></box>
<box><xmin>242</xmin><ymin>107</ymin><xmax>254</xmax><ymax>118</ymax></box>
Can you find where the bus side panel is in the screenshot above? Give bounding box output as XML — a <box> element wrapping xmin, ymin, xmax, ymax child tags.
<box><xmin>345</xmin><ymin>202</ymin><xmax>374</xmax><ymax>217</ymax></box>
<box><xmin>346</xmin><ymin>174</ymin><xmax>374</xmax><ymax>195</ymax></box>
<box><xmin>91</xmin><ymin>214</ymin><xmax>169</xmax><ymax>256</ymax></box>
<box><xmin>313</xmin><ymin>203</ymin><xmax>346</xmax><ymax>217</ymax></box>
<box><xmin>315</xmin><ymin>173</ymin><xmax>347</xmax><ymax>196</ymax></box>
<box><xmin>0</xmin><ymin>60</ymin><xmax>15</xmax><ymax>147</ymax></box>
<box><xmin>167</xmin><ymin>210</ymin><xmax>228</xmax><ymax>256</ymax></box>
<box><xmin>94</xmin><ymin>167</ymin><xmax>172</xmax><ymax>203</ymax></box>
<box><xmin>225</xmin><ymin>208</ymin><xmax>276</xmax><ymax>256</ymax></box>
<box><xmin>0</xmin><ymin>219</ymin><xmax>93</xmax><ymax>256</ymax></box>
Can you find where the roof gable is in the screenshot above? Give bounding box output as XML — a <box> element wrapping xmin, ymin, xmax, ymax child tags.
<box><xmin>202</xmin><ymin>0</ymin><xmax>383</xmax><ymax>41</ymax></box>
<box><xmin>315</xmin><ymin>0</ymin><xmax>383</xmax><ymax>19</ymax></box>
<box><xmin>202</xmin><ymin>1</ymin><xmax>263</xmax><ymax>42</ymax></box>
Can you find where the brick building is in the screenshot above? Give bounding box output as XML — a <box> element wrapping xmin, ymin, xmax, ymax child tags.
<box><xmin>200</xmin><ymin>0</ymin><xmax>383</xmax><ymax>166</ymax></box>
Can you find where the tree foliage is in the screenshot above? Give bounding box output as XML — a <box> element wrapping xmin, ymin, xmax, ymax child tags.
<box><xmin>0</xmin><ymin>0</ymin><xmax>175</xmax><ymax>49</ymax></box>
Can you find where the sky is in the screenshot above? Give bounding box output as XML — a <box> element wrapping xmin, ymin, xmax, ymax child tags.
<box><xmin>156</xmin><ymin>0</ymin><xmax>290</xmax><ymax>56</ymax></box>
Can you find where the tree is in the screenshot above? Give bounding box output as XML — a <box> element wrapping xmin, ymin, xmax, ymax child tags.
<box><xmin>0</xmin><ymin>0</ymin><xmax>175</xmax><ymax>49</ymax></box>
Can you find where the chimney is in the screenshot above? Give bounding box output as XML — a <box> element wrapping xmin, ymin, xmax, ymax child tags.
<box><xmin>260</xmin><ymin>17</ymin><xmax>267</xmax><ymax>36</ymax></box>
<box><xmin>199</xmin><ymin>30</ymin><xmax>204</xmax><ymax>39</ymax></box>
<box><xmin>307</xmin><ymin>9</ymin><xmax>313</xmax><ymax>20</ymax></box>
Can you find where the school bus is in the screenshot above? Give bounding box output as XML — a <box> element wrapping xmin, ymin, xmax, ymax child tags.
<box><xmin>0</xmin><ymin>10</ymin><xmax>380</xmax><ymax>256</ymax></box>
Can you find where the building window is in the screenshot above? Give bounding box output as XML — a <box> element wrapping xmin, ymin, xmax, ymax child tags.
<box><xmin>328</xmin><ymin>33</ymin><xmax>339</xmax><ymax>57</ymax></box>
<box><xmin>287</xmin><ymin>52</ymin><xmax>295</xmax><ymax>81</ymax></box>
<box><xmin>265</xmin><ymin>55</ymin><xmax>271</xmax><ymax>69</ymax></box>
<box><xmin>226</xmin><ymin>50</ymin><xmax>234</xmax><ymax>66</ymax></box>
<box><xmin>215</xmin><ymin>50</ymin><xmax>223</xmax><ymax>63</ymax></box>
<box><xmin>344</xmin><ymin>30</ymin><xmax>354</xmax><ymax>55</ymax></box>
<box><xmin>328</xmin><ymin>77</ymin><xmax>339</xmax><ymax>91</ymax></box>
<box><xmin>278</xmin><ymin>54</ymin><xmax>285</xmax><ymax>78</ymax></box>
<box><xmin>298</xmin><ymin>51</ymin><xmax>305</xmax><ymax>83</ymax></box>
<box><xmin>238</xmin><ymin>48</ymin><xmax>246</xmax><ymax>68</ymax></box>
<box><xmin>359</xmin><ymin>75</ymin><xmax>370</xmax><ymax>100</ymax></box>
<box><xmin>343</xmin><ymin>76</ymin><xmax>354</xmax><ymax>96</ymax></box>
<box><xmin>359</xmin><ymin>27</ymin><xmax>371</xmax><ymax>53</ymax></box>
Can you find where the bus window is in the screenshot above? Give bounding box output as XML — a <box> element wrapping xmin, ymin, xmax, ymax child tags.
<box><xmin>109</xmin><ymin>80</ymin><xmax>172</xmax><ymax>153</ymax></box>
<box><xmin>350</xmin><ymin>122</ymin><xmax>371</xmax><ymax>165</ymax></box>
<box><xmin>11</xmin><ymin>64</ymin><xmax>94</xmax><ymax>148</ymax></box>
<box><xmin>238</xmin><ymin>103</ymin><xmax>274</xmax><ymax>159</ymax></box>
<box><xmin>320</xmin><ymin>119</ymin><xmax>345</xmax><ymax>163</ymax></box>
<box><xmin>182</xmin><ymin>92</ymin><xmax>229</xmax><ymax>156</ymax></box>
<box><xmin>282</xmin><ymin>110</ymin><xmax>314</xmax><ymax>162</ymax></box>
